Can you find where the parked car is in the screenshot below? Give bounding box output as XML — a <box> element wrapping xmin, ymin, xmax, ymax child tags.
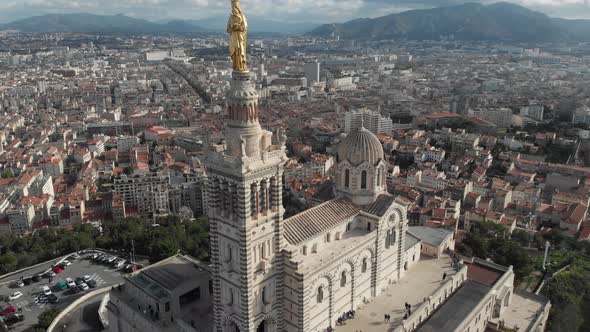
<box><xmin>70</xmin><ymin>286</ymin><xmax>81</xmax><ymax>295</ymax></box>
<box><xmin>47</xmin><ymin>294</ymin><xmax>59</xmax><ymax>304</ymax></box>
<box><xmin>75</xmin><ymin>277</ymin><xmax>85</xmax><ymax>285</ymax></box>
<box><xmin>79</xmin><ymin>283</ymin><xmax>89</xmax><ymax>291</ymax></box>
<box><xmin>13</xmin><ymin>281</ymin><xmax>24</xmax><ymax>288</ymax></box>
<box><xmin>22</xmin><ymin>277</ymin><xmax>33</xmax><ymax>285</ymax></box>
<box><xmin>32</xmin><ymin>274</ymin><xmax>42</xmax><ymax>282</ymax></box>
<box><xmin>83</xmin><ymin>275</ymin><xmax>92</xmax><ymax>283</ymax></box>
<box><xmin>52</xmin><ymin>266</ymin><xmax>63</xmax><ymax>274</ymax></box>
<box><xmin>62</xmin><ymin>260</ymin><xmax>72</xmax><ymax>266</ymax></box>
<box><xmin>114</xmin><ymin>260</ymin><xmax>125</xmax><ymax>269</ymax></box>
<box><xmin>0</xmin><ymin>306</ymin><xmax>16</xmax><ymax>316</ymax></box>
<box><xmin>42</xmin><ymin>286</ymin><xmax>52</xmax><ymax>296</ymax></box>
<box><xmin>87</xmin><ymin>280</ymin><xmax>97</xmax><ymax>288</ymax></box>
<box><xmin>8</xmin><ymin>292</ymin><xmax>23</xmax><ymax>301</ymax></box>
<box><xmin>66</xmin><ymin>278</ymin><xmax>76</xmax><ymax>288</ymax></box>
<box><xmin>44</xmin><ymin>271</ymin><xmax>56</xmax><ymax>278</ymax></box>
<box><xmin>3</xmin><ymin>313</ymin><xmax>24</xmax><ymax>326</ymax></box>
<box><xmin>55</xmin><ymin>281</ymin><xmax>68</xmax><ymax>291</ymax></box>
<box><xmin>68</xmin><ymin>253</ymin><xmax>80</xmax><ymax>260</ymax></box>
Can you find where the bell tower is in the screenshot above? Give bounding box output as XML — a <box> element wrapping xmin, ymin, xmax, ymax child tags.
<box><xmin>206</xmin><ymin>2</ymin><xmax>288</xmax><ymax>331</ymax></box>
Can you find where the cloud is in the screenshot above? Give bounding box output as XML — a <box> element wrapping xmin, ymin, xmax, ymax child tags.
<box><xmin>0</xmin><ymin>0</ymin><xmax>588</xmax><ymax>24</ymax></box>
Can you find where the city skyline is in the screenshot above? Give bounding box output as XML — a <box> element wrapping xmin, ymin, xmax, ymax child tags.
<box><xmin>0</xmin><ymin>0</ymin><xmax>589</xmax><ymax>24</ymax></box>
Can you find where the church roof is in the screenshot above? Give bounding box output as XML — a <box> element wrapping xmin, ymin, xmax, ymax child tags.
<box><xmin>362</xmin><ymin>194</ymin><xmax>396</xmax><ymax>217</ymax></box>
<box><xmin>408</xmin><ymin>226</ymin><xmax>453</xmax><ymax>247</ymax></box>
<box><xmin>337</xmin><ymin>127</ymin><xmax>384</xmax><ymax>166</ymax></box>
<box><xmin>283</xmin><ymin>198</ymin><xmax>360</xmax><ymax>245</ymax></box>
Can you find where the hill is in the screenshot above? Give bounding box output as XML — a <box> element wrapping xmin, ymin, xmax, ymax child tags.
<box><xmin>190</xmin><ymin>16</ymin><xmax>319</xmax><ymax>34</ymax></box>
<box><xmin>0</xmin><ymin>13</ymin><xmax>206</xmax><ymax>34</ymax></box>
<box><xmin>308</xmin><ymin>2</ymin><xmax>590</xmax><ymax>42</ymax></box>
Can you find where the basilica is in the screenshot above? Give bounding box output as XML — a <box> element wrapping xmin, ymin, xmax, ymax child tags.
<box><xmin>199</xmin><ymin>36</ymin><xmax>425</xmax><ymax>331</ymax></box>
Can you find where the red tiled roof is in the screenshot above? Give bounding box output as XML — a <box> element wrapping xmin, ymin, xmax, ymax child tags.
<box><xmin>466</xmin><ymin>261</ymin><xmax>502</xmax><ymax>286</ymax></box>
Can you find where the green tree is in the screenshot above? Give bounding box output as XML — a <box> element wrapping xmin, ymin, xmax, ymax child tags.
<box><xmin>0</xmin><ymin>252</ymin><xmax>17</xmax><ymax>273</ymax></box>
<box><xmin>37</xmin><ymin>308</ymin><xmax>61</xmax><ymax>329</ymax></box>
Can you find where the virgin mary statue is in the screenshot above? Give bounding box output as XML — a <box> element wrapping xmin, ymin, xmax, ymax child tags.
<box><xmin>228</xmin><ymin>0</ymin><xmax>248</xmax><ymax>72</ymax></box>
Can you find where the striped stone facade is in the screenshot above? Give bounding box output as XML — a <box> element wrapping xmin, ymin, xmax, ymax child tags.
<box><xmin>206</xmin><ymin>70</ymin><xmax>288</xmax><ymax>332</ymax></box>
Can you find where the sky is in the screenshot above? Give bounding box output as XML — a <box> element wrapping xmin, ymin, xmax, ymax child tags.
<box><xmin>0</xmin><ymin>0</ymin><xmax>589</xmax><ymax>23</ymax></box>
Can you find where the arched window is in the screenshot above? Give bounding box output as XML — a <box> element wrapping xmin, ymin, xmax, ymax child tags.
<box><xmin>344</xmin><ymin>169</ymin><xmax>350</xmax><ymax>188</ymax></box>
<box><xmin>228</xmin><ymin>288</ymin><xmax>234</xmax><ymax>306</ymax></box>
<box><xmin>250</xmin><ymin>183</ymin><xmax>258</xmax><ymax>217</ymax></box>
<box><xmin>361</xmin><ymin>170</ymin><xmax>367</xmax><ymax>189</ymax></box>
<box><xmin>259</xmin><ymin>181</ymin><xmax>267</xmax><ymax>213</ymax></box>
<box><xmin>326</xmin><ymin>233</ymin><xmax>331</xmax><ymax>243</ymax></box>
<box><xmin>226</xmin><ymin>244</ymin><xmax>232</xmax><ymax>262</ymax></box>
<box><xmin>302</xmin><ymin>246</ymin><xmax>308</xmax><ymax>256</ymax></box>
<box><xmin>340</xmin><ymin>271</ymin><xmax>347</xmax><ymax>287</ymax></box>
<box><xmin>346</xmin><ymin>222</ymin><xmax>352</xmax><ymax>232</ymax></box>
<box><xmin>362</xmin><ymin>258</ymin><xmax>367</xmax><ymax>273</ymax></box>
<box><xmin>377</xmin><ymin>168</ymin><xmax>381</xmax><ymax>187</ymax></box>
<box><xmin>262</xmin><ymin>286</ymin><xmax>269</xmax><ymax>305</ymax></box>
<box><xmin>385</xmin><ymin>230</ymin><xmax>391</xmax><ymax>249</ymax></box>
<box><xmin>260</xmin><ymin>243</ymin><xmax>266</xmax><ymax>260</ymax></box>
<box><xmin>317</xmin><ymin>286</ymin><xmax>324</xmax><ymax>303</ymax></box>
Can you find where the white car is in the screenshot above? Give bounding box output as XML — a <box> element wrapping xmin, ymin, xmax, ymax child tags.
<box><xmin>42</xmin><ymin>286</ymin><xmax>52</xmax><ymax>296</ymax></box>
<box><xmin>83</xmin><ymin>275</ymin><xmax>92</xmax><ymax>283</ymax></box>
<box><xmin>79</xmin><ymin>283</ymin><xmax>89</xmax><ymax>291</ymax></box>
<box><xmin>9</xmin><ymin>292</ymin><xmax>23</xmax><ymax>301</ymax></box>
<box><xmin>66</xmin><ymin>278</ymin><xmax>76</xmax><ymax>288</ymax></box>
<box><xmin>62</xmin><ymin>260</ymin><xmax>72</xmax><ymax>266</ymax></box>
<box><xmin>14</xmin><ymin>281</ymin><xmax>24</xmax><ymax>288</ymax></box>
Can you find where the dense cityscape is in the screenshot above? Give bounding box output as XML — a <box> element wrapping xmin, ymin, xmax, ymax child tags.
<box><xmin>0</xmin><ymin>1</ymin><xmax>590</xmax><ymax>332</ymax></box>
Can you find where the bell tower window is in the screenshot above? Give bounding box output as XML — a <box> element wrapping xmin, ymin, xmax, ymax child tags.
<box><xmin>345</xmin><ymin>169</ymin><xmax>350</xmax><ymax>188</ymax></box>
<box><xmin>361</xmin><ymin>171</ymin><xmax>367</xmax><ymax>189</ymax></box>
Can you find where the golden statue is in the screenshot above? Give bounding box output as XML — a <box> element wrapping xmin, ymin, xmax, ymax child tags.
<box><xmin>228</xmin><ymin>0</ymin><xmax>248</xmax><ymax>72</ymax></box>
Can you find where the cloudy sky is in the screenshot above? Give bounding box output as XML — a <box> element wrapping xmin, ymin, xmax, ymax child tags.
<box><xmin>0</xmin><ymin>0</ymin><xmax>589</xmax><ymax>23</ymax></box>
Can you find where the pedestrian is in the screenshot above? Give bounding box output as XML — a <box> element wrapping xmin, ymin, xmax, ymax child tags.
<box><xmin>384</xmin><ymin>314</ymin><xmax>388</xmax><ymax>322</ymax></box>
<box><xmin>443</xmin><ymin>272</ymin><xmax>447</xmax><ymax>280</ymax></box>
<box><xmin>404</xmin><ymin>312</ymin><xmax>408</xmax><ymax>320</ymax></box>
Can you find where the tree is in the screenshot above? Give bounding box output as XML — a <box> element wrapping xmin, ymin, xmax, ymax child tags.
<box><xmin>37</xmin><ymin>308</ymin><xmax>61</xmax><ymax>329</ymax></box>
<box><xmin>0</xmin><ymin>252</ymin><xmax>17</xmax><ymax>273</ymax></box>
<box><xmin>459</xmin><ymin>221</ymin><xmax>532</xmax><ymax>280</ymax></box>
<box><xmin>1</xmin><ymin>169</ymin><xmax>13</xmax><ymax>178</ymax></box>
<box><xmin>542</xmin><ymin>255</ymin><xmax>590</xmax><ymax>331</ymax></box>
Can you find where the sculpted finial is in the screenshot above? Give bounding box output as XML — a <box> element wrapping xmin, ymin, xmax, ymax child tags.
<box><xmin>228</xmin><ymin>0</ymin><xmax>249</xmax><ymax>72</ymax></box>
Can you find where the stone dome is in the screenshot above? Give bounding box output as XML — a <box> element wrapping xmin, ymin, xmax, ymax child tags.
<box><xmin>337</xmin><ymin>127</ymin><xmax>384</xmax><ymax>166</ymax></box>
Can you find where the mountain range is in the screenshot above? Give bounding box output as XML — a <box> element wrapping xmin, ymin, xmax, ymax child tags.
<box><xmin>2</xmin><ymin>3</ymin><xmax>590</xmax><ymax>41</ymax></box>
<box><xmin>308</xmin><ymin>2</ymin><xmax>590</xmax><ymax>42</ymax></box>
<box><xmin>0</xmin><ymin>13</ymin><xmax>317</xmax><ymax>34</ymax></box>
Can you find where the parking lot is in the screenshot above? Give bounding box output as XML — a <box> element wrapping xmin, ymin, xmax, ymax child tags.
<box><xmin>0</xmin><ymin>251</ymin><xmax>131</xmax><ymax>331</ymax></box>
